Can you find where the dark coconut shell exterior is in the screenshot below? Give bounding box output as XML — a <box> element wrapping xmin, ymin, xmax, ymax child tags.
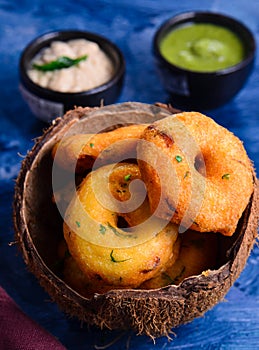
<box><xmin>13</xmin><ymin>102</ymin><xmax>259</xmax><ymax>339</ymax></box>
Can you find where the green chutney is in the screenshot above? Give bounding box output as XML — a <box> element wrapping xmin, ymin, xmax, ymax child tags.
<box><xmin>160</xmin><ymin>23</ymin><xmax>245</xmax><ymax>72</ymax></box>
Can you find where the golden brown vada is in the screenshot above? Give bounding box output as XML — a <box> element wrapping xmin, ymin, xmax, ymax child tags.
<box><xmin>62</xmin><ymin>229</ymin><xmax>218</xmax><ymax>295</ymax></box>
<box><xmin>52</xmin><ymin>124</ymin><xmax>147</xmax><ymax>173</ymax></box>
<box><xmin>140</xmin><ymin>230</ymin><xmax>218</xmax><ymax>289</ymax></box>
<box><xmin>63</xmin><ymin>163</ymin><xmax>180</xmax><ymax>288</ymax></box>
<box><xmin>137</xmin><ymin>112</ymin><xmax>254</xmax><ymax>236</ymax></box>
<box><xmin>63</xmin><ymin>255</ymin><xmax>117</xmax><ymax>298</ymax></box>
<box><xmin>58</xmin><ymin>240</ymin><xmax>113</xmax><ymax>297</ymax></box>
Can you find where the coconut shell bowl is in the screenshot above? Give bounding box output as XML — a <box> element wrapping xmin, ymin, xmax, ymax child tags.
<box><xmin>13</xmin><ymin>102</ymin><xmax>259</xmax><ymax>339</ymax></box>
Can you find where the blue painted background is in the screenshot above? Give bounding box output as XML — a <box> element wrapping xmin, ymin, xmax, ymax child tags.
<box><xmin>0</xmin><ymin>0</ymin><xmax>259</xmax><ymax>349</ymax></box>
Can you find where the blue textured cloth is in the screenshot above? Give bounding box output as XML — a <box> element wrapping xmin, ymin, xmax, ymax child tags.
<box><xmin>0</xmin><ymin>1</ymin><xmax>259</xmax><ymax>349</ymax></box>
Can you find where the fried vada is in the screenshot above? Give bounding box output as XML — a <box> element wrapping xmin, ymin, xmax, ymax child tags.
<box><xmin>140</xmin><ymin>230</ymin><xmax>218</xmax><ymax>289</ymax></box>
<box><xmin>52</xmin><ymin>124</ymin><xmax>147</xmax><ymax>173</ymax></box>
<box><xmin>63</xmin><ymin>163</ymin><xmax>180</xmax><ymax>288</ymax></box>
<box><xmin>137</xmin><ymin>112</ymin><xmax>254</xmax><ymax>236</ymax></box>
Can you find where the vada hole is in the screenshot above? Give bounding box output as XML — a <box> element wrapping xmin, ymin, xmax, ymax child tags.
<box><xmin>117</xmin><ymin>215</ymin><xmax>129</xmax><ymax>229</ymax></box>
<box><xmin>194</xmin><ymin>153</ymin><xmax>206</xmax><ymax>177</ymax></box>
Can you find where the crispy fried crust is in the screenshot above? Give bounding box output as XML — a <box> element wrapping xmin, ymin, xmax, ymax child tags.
<box><xmin>137</xmin><ymin>112</ymin><xmax>254</xmax><ymax>236</ymax></box>
<box><xmin>63</xmin><ymin>163</ymin><xmax>179</xmax><ymax>288</ymax></box>
<box><xmin>52</xmin><ymin>124</ymin><xmax>147</xmax><ymax>173</ymax></box>
<box><xmin>140</xmin><ymin>230</ymin><xmax>219</xmax><ymax>288</ymax></box>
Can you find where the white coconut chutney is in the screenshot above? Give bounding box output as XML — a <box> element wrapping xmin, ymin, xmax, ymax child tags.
<box><xmin>28</xmin><ymin>39</ymin><xmax>115</xmax><ymax>92</ymax></box>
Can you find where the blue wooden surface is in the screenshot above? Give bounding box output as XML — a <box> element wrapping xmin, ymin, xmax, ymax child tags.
<box><xmin>0</xmin><ymin>1</ymin><xmax>259</xmax><ymax>349</ymax></box>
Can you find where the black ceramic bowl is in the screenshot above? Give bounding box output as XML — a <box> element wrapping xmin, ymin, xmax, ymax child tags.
<box><xmin>153</xmin><ymin>12</ymin><xmax>256</xmax><ymax>110</ymax></box>
<box><xmin>19</xmin><ymin>30</ymin><xmax>125</xmax><ymax>122</ymax></box>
